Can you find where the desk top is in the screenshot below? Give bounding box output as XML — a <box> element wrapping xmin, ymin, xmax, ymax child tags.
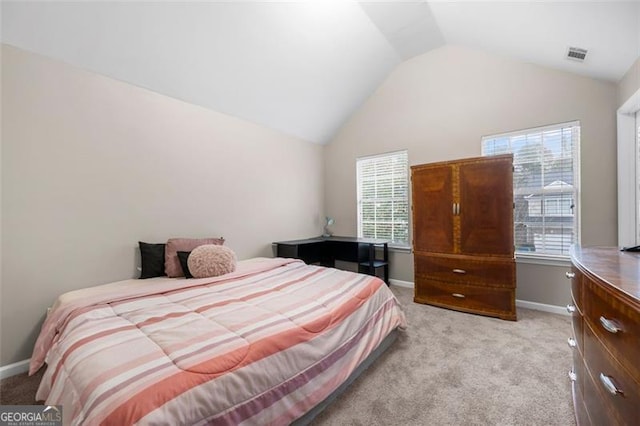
<box><xmin>274</xmin><ymin>235</ymin><xmax>390</xmax><ymax>245</ymax></box>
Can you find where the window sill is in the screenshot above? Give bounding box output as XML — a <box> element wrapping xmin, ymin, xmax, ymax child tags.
<box><xmin>515</xmin><ymin>253</ymin><xmax>571</xmax><ymax>267</ymax></box>
<box><xmin>388</xmin><ymin>245</ymin><xmax>412</xmax><ymax>253</ymax></box>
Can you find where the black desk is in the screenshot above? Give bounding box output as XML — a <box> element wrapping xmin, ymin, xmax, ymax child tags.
<box><xmin>273</xmin><ymin>236</ymin><xmax>389</xmax><ymax>284</ymax></box>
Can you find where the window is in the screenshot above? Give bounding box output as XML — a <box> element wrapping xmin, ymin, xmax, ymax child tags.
<box><xmin>637</xmin><ymin>111</ymin><xmax>640</xmax><ymax>243</ymax></box>
<box><xmin>527</xmin><ymin>196</ymin><xmax>573</xmax><ymax>217</ymax></box>
<box><xmin>357</xmin><ymin>150</ymin><xmax>409</xmax><ymax>247</ymax></box>
<box><xmin>544</xmin><ymin>197</ymin><xmax>574</xmax><ymax>217</ymax></box>
<box><xmin>616</xmin><ymin>97</ymin><xmax>639</xmax><ymax>248</ymax></box>
<box><xmin>482</xmin><ymin>121</ymin><xmax>580</xmax><ymax>257</ymax></box>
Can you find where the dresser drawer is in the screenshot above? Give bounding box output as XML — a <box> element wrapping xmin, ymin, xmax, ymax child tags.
<box><xmin>582</xmin><ymin>363</ymin><xmax>619</xmax><ymax>426</ymax></box>
<box><xmin>570</xmin><ymin>330</ymin><xmax>585</xmax><ymax>396</ymax></box>
<box><xmin>414</xmin><ymin>278</ymin><xmax>516</xmax><ymax>319</ymax></box>
<box><xmin>572</xmin><ymin>379</ymin><xmax>591</xmax><ymax>426</ymax></box>
<box><xmin>415</xmin><ymin>254</ymin><xmax>515</xmax><ymax>288</ymax></box>
<box><xmin>568</xmin><ymin>266</ymin><xmax>583</xmax><ymax>313</ymax></box>
<box><xmin>570</xmin><ymin>353</ymin><xmax>590</xmax><ymax>426</ymax></box>
<box><xmin>583</xmin><ymin>279</ymin><xmax>640</xmax><ymax>381</ymax></box>
<box><xmin>570</xmin><ymin>247</ymin><xmax>640</xmax><ymax>426</ymax></box>
<box><xmin>583</xmin><ymin>322</ymin><xmax>640</xmax><ymax>424</ymax></box>
<box><xmin>571</xmin><ymin>307</ymin><xmax>584</xmax><ymax>356</ymax></box>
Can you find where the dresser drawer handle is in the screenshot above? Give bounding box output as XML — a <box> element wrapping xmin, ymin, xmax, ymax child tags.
<box><xmin>568</xmin><ymin>370</ymin><xmax>577</xmax><ymax>382</ymax></box>
<box><xmin>565</xmin><ymin>271</ymin><xmax>575</xmax><ymax>279</ymax></box>
<box><xmin>452</xmin><ymin>269</ymin><xmax>466</xmax><ymax>274</ymax></box>
<box><xmin>567</xmin><ymin>337</ymin><xmax>577</xmax><ymax>348</ymax></box>
<box><xmin>566</xmin><ymin>304</ymin><xmax>576</xmax><ymax>314</ymax></box>
<box><xmin>599</xmin><ymin>316</ymin><xmax>621</xmax><ymax>334</ymax></box>
<box><xmin>599</xmin><ymin>373</ymin><xmax>623</xmax><ymax>396</ymax></box>
<box><xmin>451</xmin><ymin>293</ymin><xmax>466</xmax><ymax>299</ymax></box>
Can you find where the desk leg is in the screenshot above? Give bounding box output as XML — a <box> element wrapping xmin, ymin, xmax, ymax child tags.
<box><xmin>320</xmin><ymin>258</ymin><xmax>335</xmax><ymax>268</ymax></box>
<box><xmin>383</xmin><ymin>243</ymin><xmax>389</xmax><ymax>285</ymax></box>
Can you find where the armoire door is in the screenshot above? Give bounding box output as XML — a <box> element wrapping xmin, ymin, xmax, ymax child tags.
<box><xmin>458</xmin><ymin>157</ymin><xmax>514</xmax><ymax>256</ymax></box>
<box><xmin>411</xmin><ymin>164</ymin><xmax>454</xmax><ymax>253</ymax></box>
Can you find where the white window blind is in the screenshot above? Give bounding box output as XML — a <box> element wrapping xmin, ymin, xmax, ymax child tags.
<box><xmin>356</xmin><ymin>150</ymin><xmax>409</xmax><ymax>247</ymax></box>
<box><xmin>481</xmin><ymin>121</ymin><xmax>580</xmax><ymax>257</ymax></box>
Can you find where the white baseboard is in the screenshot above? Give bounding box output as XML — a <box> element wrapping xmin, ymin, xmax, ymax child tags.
<box><xmin>388</xmin><ymin>280</ymin><xmax>568</xmax><ymax>316</ymax></box>
<box><xmin>389</xmin><ymin>279</ymin><xmax>414</xmax><ymax>289</ymax></box>
<box><xmin>516</xmin><ymin>299</ymin><xmax>569</xmax><ymax>316</ymax></box>
<box><xmin>0</xmin><ymin>359</ymin><xmax>30</xmax><ymax>380</ymax></box>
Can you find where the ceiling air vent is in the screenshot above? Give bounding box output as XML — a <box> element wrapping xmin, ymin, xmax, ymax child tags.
<box><xmin>566</xmin><ymin>46</ymin><xmax>587</xmax><ymax>62</ymax></box>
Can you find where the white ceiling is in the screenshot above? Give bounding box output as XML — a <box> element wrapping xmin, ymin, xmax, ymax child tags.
<box><xmin>0</xmin><ymin>1</ymin><xmax>401</xmax><ymax>144</ymax></box>
<box><xmin>2</xmin><ymin>1</ymin><xmax>639</xmax><ymax>144</ymax></box>
<box><xmin>426</xmin><ymin>1</ymin><xmax>640</xmax><ymax>82</ymax></box>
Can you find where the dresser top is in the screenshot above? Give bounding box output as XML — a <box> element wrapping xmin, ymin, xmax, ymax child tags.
<box><xmin>571</xmin><ymin>246</ymin><xmax>640</xmax><ymax>303</ymax></box>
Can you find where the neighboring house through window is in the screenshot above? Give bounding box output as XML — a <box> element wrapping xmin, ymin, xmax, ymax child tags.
<box><xmin>482</xmin><ymin>121</ymin><xmax>580</xmax><ymax>257</ymax></box>
<box><xmin>356</xmin><ymin>150</ymin><xmax>409</xmax><ymax>247</ymax></box>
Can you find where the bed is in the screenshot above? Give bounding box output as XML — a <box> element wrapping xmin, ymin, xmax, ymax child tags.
<box><xmin>29</xmin><ymin>257</ymin><xmax>406</xmax><ymax>425</ymax></box>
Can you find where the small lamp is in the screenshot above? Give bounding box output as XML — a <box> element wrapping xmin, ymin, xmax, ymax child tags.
<box><xmin>322</xmin><ymin>216</ymin><xmax>335</xmax><ymax>237</ymax></box>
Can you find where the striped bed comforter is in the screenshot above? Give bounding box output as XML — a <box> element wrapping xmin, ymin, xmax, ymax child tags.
<box><xmin>30</xmin><ymin>257</ymin><xmax>406</xmax><ymax>425</ymax></box>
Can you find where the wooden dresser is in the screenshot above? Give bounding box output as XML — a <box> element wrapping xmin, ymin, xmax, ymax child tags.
<box><xmin>411</xmin><ymin>155</ymin><xmax>516</xmax><ymax>321</ymax></box>
<box><xmin>568</xmin><ymin>246</ymin><xmax>640</xmax><ymax>425</ymax></box>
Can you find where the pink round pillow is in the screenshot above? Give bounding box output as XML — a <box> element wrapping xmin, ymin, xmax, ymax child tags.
<box><xmin>188</xmin><ymin>245</ymin><xmax>237</xmax><ymax>278</ymax></box>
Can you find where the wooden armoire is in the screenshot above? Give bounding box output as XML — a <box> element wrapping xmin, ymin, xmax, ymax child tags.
<box><xmin>411</xmin><ymin>154</ymin><xmax>516</xmax><ymax>321</ymax></box>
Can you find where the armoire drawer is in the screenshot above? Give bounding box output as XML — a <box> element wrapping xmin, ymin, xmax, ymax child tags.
<box><xmin>414</xmin><ymin>278</ymin><xmax>516</xmax><ymax>320</ymax></box>
<box><xmin>414</xmin><ymin>254</ymin><xmax>515</xmax><ymax>288</ymax></box>
<box><xmin>583</xmin><ymin>279</ymin><xmax>640</xmax><ymax>381</ymax></box>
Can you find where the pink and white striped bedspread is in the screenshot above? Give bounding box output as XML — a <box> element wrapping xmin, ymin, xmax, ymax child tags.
<box><xmin>30</xmin><ymin>257</ymin><xmax>406</xmax><ymax>425</ymax></box>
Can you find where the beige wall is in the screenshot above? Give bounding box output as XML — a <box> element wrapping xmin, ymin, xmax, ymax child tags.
<box><xmin>324</xmin><ymin>45</ymin><xmax>618</xmax><ymax>305</ymax></box>
<box><xmin>1</xmin><ymin>45</ymin><xmax>324</xmax><ymax>365</ymax></box>
<box><xmin>618</xmin><ymin>57</ymin><xmax>640</xmax><ymax>107</ymax></box>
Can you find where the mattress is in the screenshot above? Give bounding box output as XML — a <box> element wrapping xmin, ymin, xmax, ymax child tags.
<box><xmin>30</xmin><ymin>257</ymin><xmax>406</xmax><ymax>425</ymax></box>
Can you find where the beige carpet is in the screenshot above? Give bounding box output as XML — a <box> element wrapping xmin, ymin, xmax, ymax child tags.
<box><xmin>0</xmin><ymin>286</ymin><xmax>575</xmax><ymax>425</ymax></box>
<box><xmin>314</xmin><ymin>286</ymin><xmax>575</xmax><ymax>425</ymax></box>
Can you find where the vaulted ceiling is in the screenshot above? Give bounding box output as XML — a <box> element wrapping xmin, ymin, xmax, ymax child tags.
<box><xmin>2</xmin><ymin>1</ymin><xmax>639</xmax><ymax>144</ymax></box>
